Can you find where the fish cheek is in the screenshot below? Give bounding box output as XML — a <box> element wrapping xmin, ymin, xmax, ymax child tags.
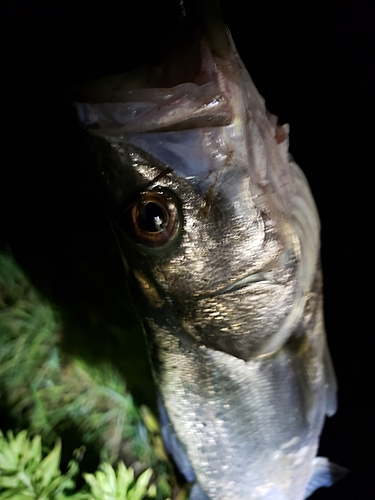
<box><xmin>179</xmin><ymin>279</ymin><xmax>296</xmax><ymax>360</ymax></box>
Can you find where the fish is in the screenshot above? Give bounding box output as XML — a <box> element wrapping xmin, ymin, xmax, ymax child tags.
<box><xmin>74</xmin><ymin>0</ymin><xmax>345</xmax><ymax>498</ymax></box>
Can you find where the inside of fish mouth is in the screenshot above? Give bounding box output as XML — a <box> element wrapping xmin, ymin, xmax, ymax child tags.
<box><xmin>147</xmin><ymin>15</ymin><xmax>215</xmax><ymax>88</ymax></box>
<box><xmin>149</xmin><ymin>37</ymin><xmax>205</xmax><ymax>88</ymax></box>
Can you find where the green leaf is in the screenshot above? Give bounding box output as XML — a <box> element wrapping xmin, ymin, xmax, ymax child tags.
<box><xmin>0</xmin><ymin>432</ymin><xmax>18</xmax><ymax>472</ymax></box>
<box><xmin>128</xmin><ymin>468</ymin><xmax>153</xmax><ymax>500</ymax></box>
<box><xmin>116</xmin><ymin>461</ymin><xmax>135</xmax><ymax>498</ymax></box>
<box><xmin>8</xmin><ymin>430</ymin><xmax>27</xmax><ymax>458</ymax></box>
<box><xmin>16</xmin><ymin>471</ymin><xmax>33</xmax><ymax>491</ymax></box>
<box><xmin>33</xmin><ymin>439</ymin><xmax>61</xmax><ymax>490</ymax></box>
<box><xmin>27</xmin><ymin>435</ymin><xmax>42</xmax><ymax>466</ymax></box>
<box><xmin>0</xmin><ymin>475</ymin><xmax>24</xmax><ymax>490</ymax></box>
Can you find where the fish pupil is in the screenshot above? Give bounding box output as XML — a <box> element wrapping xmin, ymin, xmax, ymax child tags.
<box><xmin>138</xmin><ymin>202</ymin><xmax>167</xmax><ymax>233</ymax></box>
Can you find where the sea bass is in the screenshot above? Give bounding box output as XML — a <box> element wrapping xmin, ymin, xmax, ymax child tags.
<box><xmin>75</xmin><ymin>1</ymin><xmax>344</xmax><ymax>498</ymax></box>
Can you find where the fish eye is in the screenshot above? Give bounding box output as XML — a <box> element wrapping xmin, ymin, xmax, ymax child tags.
<box><xmin>122</xmin><ymin>188</ymin><xmax>180</xmax><ymax>247</ymax></box>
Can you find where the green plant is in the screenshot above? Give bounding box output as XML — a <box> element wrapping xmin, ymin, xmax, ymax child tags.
<box><xmin>0</xmin><ymin>430</ymin><xmax>78</xmax><ymax>499</ymax></box>
<box><xmin>0</xmin><ymin>250</ymin><xmax>187</xmax><ymax>499</ymax></box>
<box><xmin>0</xmin><ymin>430</ymin><xmax>161</xmax><ymax>500</ymax></box>
<box><xmin>82</xmin><ymin>462</ymin><xmax>155</xmax><ymax>500</ymax></box>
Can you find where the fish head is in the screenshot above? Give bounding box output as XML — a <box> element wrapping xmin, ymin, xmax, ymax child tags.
<box><xmin>75</xmin><ymin>0</ymin><xmax>320</xmax><ymax>362</ymax></box>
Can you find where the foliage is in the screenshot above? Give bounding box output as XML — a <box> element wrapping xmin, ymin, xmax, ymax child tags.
<box><xmin>0</xmin><ymin>250</ymin><xmax>146</xmax><ymax>464</ymax></box>
<box><xmin>0</xmin><ymin>429</ymin><xmax>78</xmax><ymax>499</ymax></box>
<box><xmin>82</xmin><ymin>462</ymin><xmax>155</xmax><ymax>500</ymax></box>
<box><xmin>0</xmin><ymin>250</ymin><xmax>184</xmax><ymax>499</ymax></box>
<box><xmin>0</xmin><ymin>429</ymin><xmax>158</xmax><ymax>499</ymax></box>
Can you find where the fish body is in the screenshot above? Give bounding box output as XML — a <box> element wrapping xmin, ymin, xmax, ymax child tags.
<box><xmin>75</xmin><ymin>1</ymin><xmax>343</xmax><ymax>498</ymax></box>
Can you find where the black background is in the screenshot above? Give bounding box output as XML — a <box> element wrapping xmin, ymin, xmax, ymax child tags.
<box><xmin>1</xmin><ymin>1</ymin><xmax>374</xmax><ymax>498</ymax></box>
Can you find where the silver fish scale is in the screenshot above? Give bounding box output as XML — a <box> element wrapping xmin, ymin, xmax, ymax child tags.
<box><xmin>150</xmin><ymin>273</ymin><xmax>327</xmax><ymax>500</ymax></box>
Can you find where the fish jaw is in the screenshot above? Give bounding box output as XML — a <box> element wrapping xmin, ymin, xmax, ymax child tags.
<box><xmin>75</xmin><ymin>2</ymin><xmax>337</xmax><ymax>499</ymax></box>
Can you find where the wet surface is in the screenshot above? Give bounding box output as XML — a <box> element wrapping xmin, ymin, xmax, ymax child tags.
<box><xmin>1</xmin><ymin>1</ymin><xmax>373</xmax><ymax>498</ymax></box>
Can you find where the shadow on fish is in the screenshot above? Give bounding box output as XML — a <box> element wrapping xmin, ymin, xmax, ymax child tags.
<box><xmin>74</xmin><ymin>0</ymin><xmax>347</xmax><ymax>498</ymax></box>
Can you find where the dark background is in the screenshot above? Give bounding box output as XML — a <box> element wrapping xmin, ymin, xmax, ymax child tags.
<box><xmin>1</xmin><ymin>0</ymin><xmax>373</xmax><ymax>498</ymax></box>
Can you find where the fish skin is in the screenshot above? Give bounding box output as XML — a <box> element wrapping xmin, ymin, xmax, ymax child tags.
<box><xmin>75</xmin><ymin>1</ymin><xmax>341</xmax><ymax>498</ymax></box>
